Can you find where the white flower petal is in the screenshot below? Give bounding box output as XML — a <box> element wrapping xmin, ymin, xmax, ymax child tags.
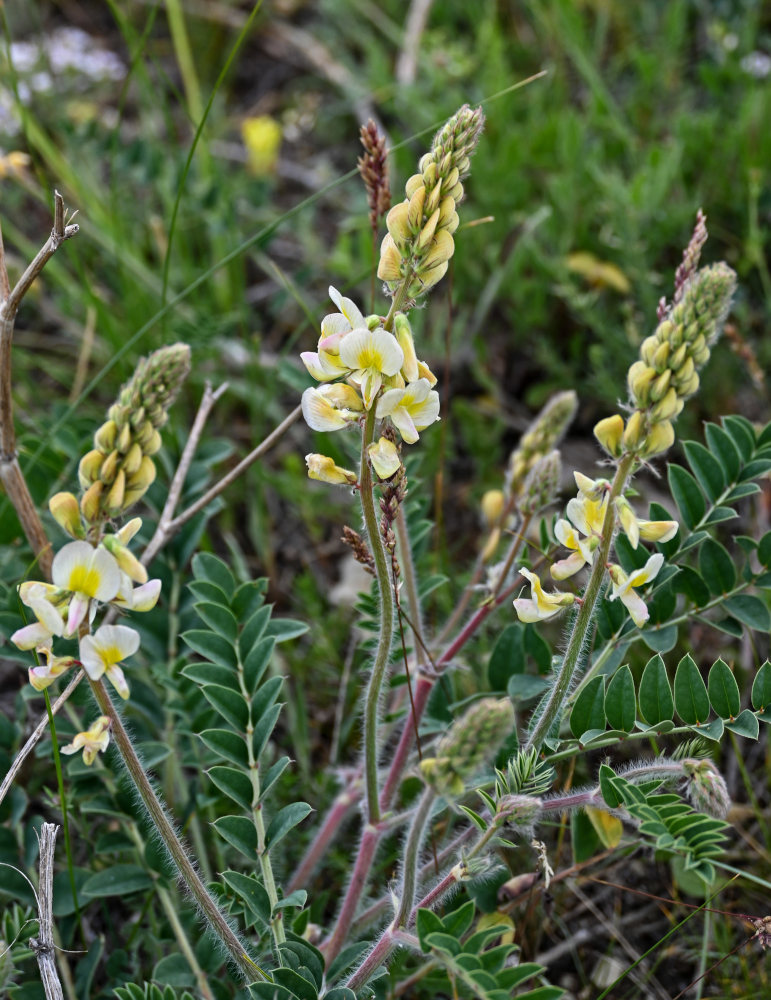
<box><xmin>302</xmin><ymin>387</ymin><xmax>348</xmax><ymax>432</ymax></box>
<box><xmin>328</xmin><ymin>286</ymin><xmax>366</xmax><ymax>330</ymax></box>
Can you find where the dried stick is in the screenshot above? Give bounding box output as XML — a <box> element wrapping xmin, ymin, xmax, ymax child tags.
<box><xmin>32</xmin><ymin>823</ymin><xmax>64</xmax><ymax>1000</ymax></box>
<box><xmin>0</xmin><ymin>193</ymin><xmax>79</xmax><ymax>579</ymax></box>
<box><xmin>151</xmin><ymin>402</ymin><xmax>302</xmax><ymax>542</ymax></box>
<box><xmin>0</xmin><ymin>671</ymin><xmax>84</xmax><ymax>808</ymax></box>
<box><xmin>141</xmin><ymin>380</ymin><xmax>229</xmax><ymax>566</ymax></box>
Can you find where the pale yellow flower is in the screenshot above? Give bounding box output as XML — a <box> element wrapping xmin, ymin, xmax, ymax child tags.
<box><xmin>80</xmin><ymin>624</ymin><xmax>140</xmax><ymax>700</ymax></box>
<box><xmin>339</xmin><ymin>327</ymin><xmax>404</xmax><ymax>408</ymax></box>
<box><xmin>513</xmin><ymin>568</ymin><xmax>575</xmax><ymax>623</ymax></box>
<box><xmin>367</xmin><ymin>437</ymin><xmax>401</xmax><ymax>479</ymax></box>
<box><xmin>375</xmin><ymin>378</ymin><xmax>440</xmax><ymax>444</ymax></box>
<box><xmin>52</xmin><ymin>541</ymin><xmax>121</xmax><ymax>634</ymax></box>
<box><xmin>301</xmin><ymin>384</ymin><xmax>363</xmax><ymax>432</ymax></box>
<box><xmin>607</xmin><ymin>553</ymin><xmax>664</xmax><ymax>626</ymax></box>
<box><xmin>306</xmin><ymin>454</ymin><xmax>357</xmax><ymax>486</ymax></box>
<box><xmin>61</xmin><ymin>715</ymin><xmax>111</xmax><ymax>766</ymax></box>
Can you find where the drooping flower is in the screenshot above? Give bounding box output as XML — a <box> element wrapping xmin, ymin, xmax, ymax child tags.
<box><xmin>112</xmin><ymin>576</ymin><xmax>162</xmax><ymax>613</ymax></box>
<box><xmin>375</xmin><ymin>378</ymin><xmax>440</xmax><ymax>444</ymax></box>
<box><xmin>549</xmin><ymin>474</ymin><xmax>609</xmax><ymax>580</ymax></box>
<box><xmin>607</xmin><ymin>553</ymin><xmax>664</xmax><ymax>626</ymax></box>
<box><xmin>79</xmin><ymin>624</ymin><xmax>141</xmax><ymax>699</ymax></box>
<box><xmin>513</xmin><ymin>568</ymin><xmax>575</xmax><ymax>623</ymax></box>
<box><xmin>301</xmin><ymin>384</ymin><xmax>364</xmax><ymax>432</ymax></box>
<box><xmin>51</xmin><ymin>540</ymin><xmax>122</xmax><ymax>635</ymax></box>
<box><xmin>11</xmin><ymin>582</ymin><xmax>67</xmax><ymax>648</ymax></box>
<box><xmin>338</xmin><ymin>327</ymin><xmax>404</xmax><ymax>408</ymax></box>
<box><xmin>614</xmin><ymin>496</ymin><xmax>678</xmax><ymax>550</ymax></box>
<box><xmin>305</xmin><ymin>454</ymin><xmax>357</xmax><ymax>486</ymax></box>
<box><xmin>28</xmin><ymin>643</ymin><xmax>78</xmax><ymax>692</ymax></box>
<box><xmin>61</xmin><ymin>715</ymin><xmax>112</xmax><ymax>766</ymax></box>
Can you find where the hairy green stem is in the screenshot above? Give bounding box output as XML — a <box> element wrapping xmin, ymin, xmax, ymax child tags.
<box><xmin>360</xmin><ymin>405</ymin><xmax>395</xmax><ymax>824</ymax></box>
<box><xmin>395</xmin><ymin>506</ymin><xmax>426</xmax><ymax>665</ymax></box>
<box><xmin>525</xmin><ymin>453</ymin><xmax>635</xmax><ymax>752</ymax></box>
<box><xmin>236</xmin><ymin>635</ymin><xmax>285</xmax><ymax>948</ymax></box>
<box><xmin>88</xmin><ymin>678</ymin><xmax>266</xmax><ymax>982</ymax></box>
<box><xmin>395</xmin><ymin>787</ymin><xmax>436</xmax><ymax>928</ymax></box>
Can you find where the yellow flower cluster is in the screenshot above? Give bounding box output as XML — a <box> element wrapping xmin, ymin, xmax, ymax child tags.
<box><xmin>78</xmin><ymin>343</ymin><xmax>191</xmax><ymax>522</ymax></box>
<box><xmin>301</xmin><ymin>289</ymin><xmax>440</xmax><ymax>484</ymax></box>
<box><xmin>378</xmin><ymin>104</ymin><xmax>484</xmax><ymax>299</ymax></box>
<box><xmin>595</xmin><ymin>263</ymin><xmax>736</xmax><ymax>460</ymax></box>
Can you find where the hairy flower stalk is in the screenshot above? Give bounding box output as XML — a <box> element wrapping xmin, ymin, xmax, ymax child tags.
<box><xmin>312</xmin><ymin>108</ymin><xmax>484</xmax><ymax>965</ymax></box>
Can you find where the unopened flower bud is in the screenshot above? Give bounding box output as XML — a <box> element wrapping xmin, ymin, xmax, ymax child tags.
<box><xmin>682</xmin><ymin>759</ymin><xmax>731</xmax><ymax>818</ymax></box>
<box><xmin>306</xmin><ymin>454</ymin><xmax>357</xmax><ymax>486</ymax></box>
<box><xmin>420</xmin><ymin>697</ymin><xmax>514</xmax><ymax>797</ymax></box>
<box><xmin>622</xmin><ymin>410</ymin><xmax>647</xmax><ymax>451</ymax></box>
<box><xmin>640</xmin><ymin>419</ymin><xmax>675</xmax><ymax>458</ymax></box>
<box><xmin>49</xmin><ymin>492</ymin><xmax>85</xmax><ymax>539</ymax></box>
<box><xmin>594</xmin><ymin>413</ymin><xmax>624</xmax><ymax>457</ymax></box>
<box><xmin>481</xmin><ymin>489</ymin><xmax>505</xmax><ymax>527</ymax></box>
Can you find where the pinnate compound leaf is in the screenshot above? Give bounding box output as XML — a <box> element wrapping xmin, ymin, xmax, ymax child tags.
<box><xmin>724</xmin><ymin>709</ymin><xmax>760</xmax><ymax>740</ymax></box>
<box><xmin>240</xmin><ymin>605</ymin><xmax>272</xmax><ymax>655</ymax></box>
<box><xmin>704</xmin><ymin>423</ymin><xmax>741</xmax><ymax>481</ymax></box>
<box><xmin>684</xmin><ymin>441</ymin><xmax>724</xmax><ymax>502</ymax></box>
<box><xmin>220</xmin><ymin>870</ymin><xmax>271</xmax><ymax>923</ymax></box>
<box><xmin>605</xmin><ymin>665</ymin><xmax>635</xmax><ymax>733</ymax></box>
<box><xmin>638</xmin><ymin>654</ymin><xmax>673</xmax><ymax>726</ymax></box>
<box><xmin>724</xmin><ymin>595</ymin><xmax>770</xmax><ymax>631</ymax></box>
<box><xmin>707</xmin><ymin>659</ymin><xmax>740</xmax><ymax>719</ymax></box>
<box><xmin>194</xmin><ymin>601</ymin><xmax>238</xmax><ymax>643</ymax></box>
<box><xmin>674</xmin><ymin>655</ymin><xmax>710</xmax><ymax>725</ymax></box>
<box><xmin>191</xmin><ymin>552</ymin><xmax>236</xmax><ymax>598</ymax></box>
<box><xmin>698</xmin><ymin>538</ymin><xmax>736</xmax><ymax>595</ymax></box>
<box><xmin>208</xmin><ymin>765</ymin><xmax>253</xmax><ymax>810</ymax></box>
<box><xmin>201</xmin><ymin>683</ymin><xmax>248</xmax><ymax>730</ymax></box>
<box><xmin>182</xmin><ymin>630</ymin><xmax>237</xmax><ymax>670</ymax></box>
<box><xmin>668</xmin><ymin>464</ymin><xmax>705</xmax><ymax>529</ymax></box>
<box><xmin>570</xmin><ymin>676</ymin><xmax>605</xmax><ymax>739</ymax></box>
<box><xmin>198</xmin><ymin>728</ymin><xmax>248</xmax><ymax>767</ymax></box>
<box><xmin>213</xmin><ymin>815</ymin><xmax>257</xmax><ymax>856</ymax></box>
<box><xmin>264</xmin><ymin>802</ymin><xmax>313</xmax><ymax>851</ymax></box>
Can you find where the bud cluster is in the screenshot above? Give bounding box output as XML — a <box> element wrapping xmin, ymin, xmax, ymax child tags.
<box><xmin>506</xmin><ymin>390</ymin><xmax>577</xmax><ymax>499</ymax></box>
<box><xmin>595</xmin><ymin>249</ymin><xmax>736</xmax><ymax>462</ymax></box>
<box><xmin>78</xmin><ymin>344</ymin><xmax>191</xmax><ymax>522</ymax></box>
<box><xmin>420</xmin><ymin>697</ymin><xmax>514</xmax><ymax>797</ymax></box>
<box><xmin>378</xmin><ymin>104</ymin><xmax>484</xmax><ymax>299</ymax></box>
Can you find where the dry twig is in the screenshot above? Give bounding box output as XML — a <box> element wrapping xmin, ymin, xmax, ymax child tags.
<box><xmin>31</xmin><ymin>823</ymin><xmax>64</xmax><ymax>1000</ymax></box>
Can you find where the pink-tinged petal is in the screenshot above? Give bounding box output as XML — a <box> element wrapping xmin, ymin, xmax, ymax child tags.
<box><xmin>328</xmin><ymin>286</ymin><xmax>366</xmax><ymax>330</ymax></box>
<box><xmin>320</xmin><ymin>312</ymin><xmax>351</xmax><ymax>340</ymax></box>
<box><xmin>29</xmin><ymin>666</ymin><xmax>58</xmax><ymax>691</ymax></box>
<box><xmin>106</xmin><ymin>663</ymin><xmax>130</xmax><ymax>699</ymax></box>
<box><xmin>128</xmin><ymin>579</ymin><xmax>162</xmax><ymax>612</ymax></box>
<box><xmin>300</xmin><ymin>351</ymin><xmax>344</xmax><ymax>382</ymax></box>
<box><xmin>550</xmin><ymin>551</ymin><xmax>587</xmax><ymax>580</ymax></box>
<box><xmin>11</xmin><ymin>621</ymin><xmax>53</xmax><ymax>650</ymax></box>
<box><xmin>66</xmin><ymin>594</ymin><xmax>90</xmax><ymax>636</ymax></box>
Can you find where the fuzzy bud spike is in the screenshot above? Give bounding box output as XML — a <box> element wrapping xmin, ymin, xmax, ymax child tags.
<box><xmin>507</xmin><ymin>390</ymin><xmax>578</xmax><ymax>497</ymax></box>
<box><xmin>682</xmin><ymin>758</ymin><xmax>731</xmax><ymax>818</ymax></box>
<box><xmin>520</xmin><ymin>450</ymin><xmax>561</xmax><ymax>515</ymax></box>
<box><xmin>420</xmin><ymin>697</ymin><xmax>514</xmax><ymax>797</ymax></box>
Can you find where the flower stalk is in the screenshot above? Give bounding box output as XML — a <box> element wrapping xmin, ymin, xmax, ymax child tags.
<box><xmin>524</xmin><ymin>452</ymin><xmax>635</xmax><ymax>753</ymax></box>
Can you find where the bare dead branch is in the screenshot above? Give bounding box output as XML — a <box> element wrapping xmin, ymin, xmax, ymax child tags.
<box><xmin>31</xmin><ymin>823</ymin><xmax>64</xmax><ymax>1000</ymax></box>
